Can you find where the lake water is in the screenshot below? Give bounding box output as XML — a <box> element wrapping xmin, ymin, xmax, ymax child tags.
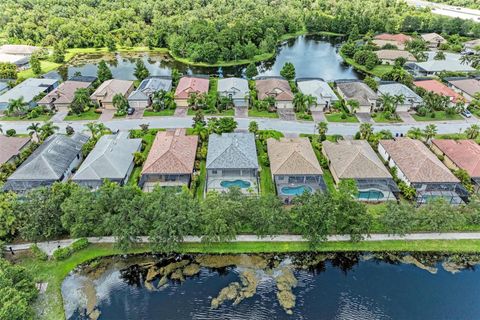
<box><xmin>62</xmin><ymin>252</ymin><xmax>480</xmax><ymax>320</ymax></box>
<box><xmin>60</xmin><ymin>35</ymin><xmax>360</xmax><ymax>81</ymax></box>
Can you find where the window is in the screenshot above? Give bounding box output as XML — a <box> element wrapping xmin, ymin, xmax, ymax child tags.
<box><xmin>212</xmin><ymin>170</ymin><xmax>217</xmax><ymax>174</ymax></box>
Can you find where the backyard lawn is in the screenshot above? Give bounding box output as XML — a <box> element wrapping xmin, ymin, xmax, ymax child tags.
<box><xmin>371</xmin><ymin>112</ymin><xmax>403</xmax><ymax>123</ymax></box>
<box><xmin>144</xmin><ymin>109</ymin><xmax>176</xmax><ymax>117</ymax></box>
<box><xmin>196</xmin><ymin>160</ymin><xmax>206</xmax><ymax>199</ymax></box>
<box><xmin>412</xmin><ymin>111</ymin><xmax>463</xmax><ymax>121</ymax></box>
<box><xmin>17</xmin><ymin>60</ymin><xmax>62</xmax><ymax>79</ymax></box>
<box><xmin>340</xmin><ymin>53</ymin><xmax>394</xmax><ymax>78</ymax></box>
<box><xmin>248</xmin><ymin>109</ymin><xmax>279</xmax><ymax>118</ymax></box>
<box><xmin>325</xmin><ymin>112</ymin><xmax>358</xmax><ymax>123</ymax></box>
<box><xmin>63</xmin><ymin>108</ymin><xmax>100</xmax><ymax>121</ymax></box>
<box><xmin>255</xmin><ymin>139</ymin><xmax>276</xmax><ymax>195</ymax></box>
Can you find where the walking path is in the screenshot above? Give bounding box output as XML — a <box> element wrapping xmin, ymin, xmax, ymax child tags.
<box><xmin>6</xmin><ymin>233</ymin><xmax>480</xmax><ymax>256</ymax></box>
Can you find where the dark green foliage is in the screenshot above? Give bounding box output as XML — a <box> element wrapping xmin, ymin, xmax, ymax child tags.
<box><xmin>0</xmin><ymin>62</ymin><xmax>17</xmax><ymax>79</ymax></box>
<box><xmin>97</xmin><ymin>60</ymin><xmax>112</xmax><ymax>83</ymax></box>
<box><xmin>245</xmin><ymin>63</ymin><xmax>258</xmax><ymax>80</ymax></box>
<box><xmin>30</xmin><ymin>54</ymin><xmax>41</xmax><ymax>75</ymax></box>
<box><xmin>134</xmin><ymin>59</ymin><xmax>149</xmax><ymax>81</ymax></box>
<box><xmin>280</xmin><ymin>62</ymin><xmax>296</xmax><ymax>80</ymax></box>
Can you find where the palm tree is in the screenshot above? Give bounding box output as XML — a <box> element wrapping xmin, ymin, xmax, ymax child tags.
<box><xmin>378</xmin><ymin>93</ymin><xmax>394</xmax><ymax>112</ymax></box>
<box><xmin>346</xmin><ymin>99</ymin><xmax>359</xmax><ymax>114</ymax></box>
<box><xmin>465</xmin><ymin>124</ymin><xmax>480</xmax><ymax>140</ymax></box>
<box><xmin>27</xmin><ymin>122</ymin><xmax>41</xmax><ymax>142</ymax></box>
<box><xmin>293</xmin><ymin>92</ymin><xmax>306</xmax><ymax>113</ymax></box>
<box><xmin>39</xmin><ymin>121</ymin><xmax>59</xmax><ymax>140</ymax></box>
<box><xmin>359</xmin><ymin>123</ymin><xmax>373</xmax><ymax>140</ymax></box>
<box><xmin>85</xmin><ymin>122</ymin><xmax>109</xmax><ymax>140</ymax></box>
<box><xmin>304</xmin><ymin>94</ymin><xmax>317</xmax><ymax>110</ymax></box>
<box><xmin>423</xmin><ymin>124</ymin><xmax>437</xmax><ymax>142</ymax></box>
<box><xmin>7</xmin><ymin>97</ymin><xmax>28</xmax><ymax>116</ymax></box>
<box><xmin>317</xmin><ymin>121</ymin><xmax>328</xmax><ymax>142</ymax></box>
<box><xmin>407</xmin><ymin>127</ymin><xmax>424</xmax><ymax>140</ymax></box>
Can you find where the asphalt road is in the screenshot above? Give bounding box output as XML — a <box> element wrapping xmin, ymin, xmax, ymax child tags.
<box><xmin>406</xmin><ymin>0</ymin><xmax>480</xmax><ymax>21</ymax></box>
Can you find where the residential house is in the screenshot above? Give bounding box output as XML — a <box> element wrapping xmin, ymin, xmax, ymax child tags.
<box><xmin>206</xmin><ymin>132</ymin><xmax>259</xmax><ymax>194</ymax></box>
<box><xmin>128</xmin><ymin>76</ymin><xmax>172</xmax><ymax>109</ymax></box>
<box><xmin>431</xmin><ymin>139</ymin><xmax>480</xmax><ymax>193</ymax></box>
<box><xmin>72</xmin><ymin>132</ymin><xmax>142</xmax><ymax>189</ymax></box>
<box><xmin>372</xmin><ymin>39</ymin><xmax>405</xmax><ymax>50</ymax></box>
<box><xmin>256</xmin><ymin>77</ymin><xmax>294</xmax><ymax>109</ymax></box>
<box><xmin>217</xmin><ymin>77</ymin><xmax>250</xmax><ymax>108</ymax></box>
<box><xmin>374</xmin><ymin>33</ymin><xmax>412</xmax><ymax>46</ymax></box>
<box><xmin>322</xmin><ymin>140</ymin><xmax>399</xmax><ymax>202</ymax></box>
<box><xmin>0</xmin><ymin>135</ymin><xmax>31</xmax><ymax>165</ymax></box>
<box><xmin>375</xmin><ymin>50</ymin><xmax>416</xmax><ymax>64</ymax></box>
<box><xmin>90</xmin><ymin>79</ymin><xmax>134</xmax><ymax>109</ymax></box>
<box><xmin>3</xmin><ymin>133</ymin><xmax>89</xmax><ymax>193</ymax></box>
<box><xmin>378</xmin><ymin>138</ymin><xmax>468</xmax><ymax>204</ymax></box>
<box><xmin>414</xmin><ymin>79</ymin><xmax>465</xmax><ymax>104</ymax></box>
<box><xmin>174</xmin><ymin>76</ymin><xmax>209</xmax><ymax>107</ymax></box>
<box><xmin>267</xmin><ymin>137</ymin><xmax>326</xmax><ymax>203</ymax></box>
<box><xmin>407</xmin><ymin>52</ymin><xmax>476</xmax><ymax>76</ymax></box>
<box><xmin>140</xmin><ymin>129</ymin><xmax>198</xmax><ymax>192</ymax></box>
<box><xmin>0</xmin><ymin>53</ymin><xmax>30</xmax><ymax>69</ymax></box>
<box><xmin>0</xmin><ymin>45</ymin><xmax>40</xmax><ymax>56</ymax></box>
<box><xmin>0</xmin><ymin>78</ymin><xmax>59</xmax><ymax>113</ymax></box>
<box><xmin>377</xmin><ymin>82</ymin><xmax>423</xmax><ymax>112</ymax></box>
<box><xmin>421</xmin><ymin>33</ymin><xmax>447</xmax><ymax>48</ymax></box>
<box><xmin>335</xmin><ymin>80</ymin><xmax>377</xmax><ymax>113</ymax></box>
<box><xmin>296</xmin><ymin>78</ymin><xmax>339</xmax><ymax>111</ymax></box>
<box><xmin>445</xmin><ymin>77</ymin><xmax>480</xmax><ymax>103</ymax></box>
<box><xmin>37</xmin><ymin>80</ymin><xmax>93</xmax><ymax>112</ymax></box>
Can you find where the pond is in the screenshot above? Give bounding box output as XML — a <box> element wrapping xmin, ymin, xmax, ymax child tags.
<box><xmin>63</xmin><ymin>252</ymin><xmax>480</xmax><ymax>320</ymax></box>
<box><xmin>57</xmin><ymin>35</ymin><xmax>361</xmax><ymax>81</ymax></box>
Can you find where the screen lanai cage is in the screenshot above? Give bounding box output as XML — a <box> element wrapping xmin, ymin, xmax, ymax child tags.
<box><xmin>354</xmin><ymin>178</ymin><xmax>400</xmax><ymax>202</ymax></box>
<box><xmin>413</xmin><ymin>182</ymin><xmax>469</xmax><ymax>205</ymax></box>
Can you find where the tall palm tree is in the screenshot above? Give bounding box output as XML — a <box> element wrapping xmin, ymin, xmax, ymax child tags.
<box><xmin>316</xmin><ymin>121</ymin><xmax>328</xmax><ymax>142</ymax></box>
<box><xmin>359</xmin><ymin>123</ymin><xmax>373</xmax><ymax>140</ymax></box>
<box><xmin>39</xmin><ymin>121</ymin><xmax>59</xmax><ymax>140</ymax></box>
<box><xmin>85</xmin><ymin>122</ymin><xmax>109</xmax><ymax>140</ymax></box>
<box><xmin>293</xmin><ymin>92</ymin><xmax>306</xmax><ymax>113</ymax></box>
<box><xmin>304</xmin><ymin>94</ymin><xmax>317</xmax><ymax>110</ymax></box>
<box><xmin>378</xmin><ymin>93</ymin><xmax>394</xmax><ymax>112</ymax></box>
<box><xmin>407</xmin><ymin>127</ymin><xmax>424</xmax><ymax>140</ymax></box>
<box><xmin>346</xmin><ymin>99</ymin><xmax>359</xmax><ymax>114</ymax></box>
<box><xmin>423</xmin><ymin>124</ymin><xmax>437</xmax><ymax>142</ymax></box>
<box><xmin>465</xmin><ymin>124</ymin><xmax>480</xmax><ymax>140</ymax></box>
<box><xmin>27</xmin><ymin>122</ymin><xmax>41</xmax><ymax>141</ymax></box>
<box><xmin>7</xmin><ymin>97</ymin><xmax>28</xmax><ymax>116</ymax></box>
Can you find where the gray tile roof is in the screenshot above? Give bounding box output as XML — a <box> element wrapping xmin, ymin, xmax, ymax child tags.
<box><xmin>413</xmin><ymin>52</ymin><xmax>476</xmax><ymax>73</ymax></box>
<box><xmin>0</xmin><ymin>78</ymin><xmax>58</xmax><ymax>109</ymax></box>
<box><xmin>128</xmin><ymin>77</ymin><xmax>172</xmax><ymax>101</ymax></box>
<box><xmin>72</xmin><ymin>132</ymin><xmax>142</xmax><ymax>182</ymax></box>
<box><xmin>217</xmin><ymin>78</ymin><xmax>249</xmax><ymax>100</ymax></box>
<box><xmin>336</xmin><ymin>81</ymin><xmax>377</xmax><ymax>105</ymax></box>
<box><xmin>206</xmin><ymin>133</ymin><xmax>258</xmax><ymax>169</ymax></box>
<box><xmin>4</xmin><ymin>133</ymin><xmax>88</xmax><ymax>187</ymax></box>
<box><xmin>297</xmin><ymin>79</ymin><xmax>339</xmax><ymax>105</ymax></box>
<box><xmin>378</xmin><ymin>83</ymin><xmax>423</xmax><ymax>104</ymax></box>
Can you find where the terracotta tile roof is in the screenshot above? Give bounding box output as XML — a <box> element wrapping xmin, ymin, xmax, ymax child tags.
<box><xmin>413</xmin><ymin>79</ymin><xmax>464</xmax><ymax>103</ymax></box>
<box><xmin>141</xmin><ymin>129</ymin><xmax>198</xmax><ymax>175</ymax></box>
<box><xmin>323</xmin><ymin>140</ymin><xmax>391</xmax><ymax>179</ymax></box>
<box><xmin>432</xmin><ymin>139</ymin><xmax>480</xmax><ymax>178</ymax></box>
<box><xmin>375</xmin><ymin>50</ymin><xmax>416</xmax><ymax>62</ymax></box>
<box><xmin>174</xmin><ymin>76</ymin><xmax>209</xmax><ymax>99</ymax></box>
<box><xmin>256</xmin><ymin>78</ymin><xmax>294</xmax><ymax>101</ymax></box>
<box><xmin>38</xmin><ymin>81</ymin><xmax>91</xmax><ymax>105</ymax></box>
<box><xmin>267</xmin><ymin>137</ymin><xmax>322</xmax><ymax>175</ymax></box>
<box><xmin>0</xmin><ymin>135</ymin><xmax>31</xmax><ymax>164</ymax></box>
<box><xmin>374</xmin><ymin>33</ymin><xmax>412</xmax><ymax>44</ymax></box>
<box><xmin>380</xmin><ymin>138</ymin><xmax>459</xmax><ymax>183</ymax></box>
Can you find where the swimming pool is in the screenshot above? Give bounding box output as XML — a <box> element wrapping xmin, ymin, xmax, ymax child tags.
<box><xmin>281</xmin><ymin>185</ymin><xmax>313</xmax><ymax>196</ymax></box>
<box><xmin>220</xmin><ymin>180</ymin><xmax>251</xmax><ymax>189</ymax></box>
<box><xmin>358</xmin><ymin>190</ymin><xmax>385</xmax><ymax>200</ymax></box>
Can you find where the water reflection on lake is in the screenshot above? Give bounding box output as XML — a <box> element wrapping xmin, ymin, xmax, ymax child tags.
<box><xmin>59</xmin><ymin>35</ymin><xmax>360</xmax><ymax>81</ymax></box>
<box><xmin>62</xmin><ymin>252</ymin><xmax>480</xmax><ymax>320</ymax></box>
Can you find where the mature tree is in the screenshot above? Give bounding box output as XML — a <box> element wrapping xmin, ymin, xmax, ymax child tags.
<box><xmin>363</xmin><ymin>76</ymin><xmax>378</xmax><ymax>91</ymax></box>
<box><xmin>134</xmin><ymin>59</ymin><xmax>149</xmax><ymax>81</ymax></box>
<box><xmin>207</xmin><ymin>117</ymin><xmax>237</xmax><ymax>134</ymax></box>
<box><xmin>246</xmin><ymin>194</ymin><xmax>286</xmax><ymax>237</ymax></box>
<box><xmin>27</xmin><ymin>122</ymin><xmax>41</xmax><ymax>141</ymax></box>
<box><xmin>112</xmin><ymin>94</ymin><xmax>129</xmax><ymax>115</ymax></box>
<box><xmin>39</xmin><ymin>121</ymin><xmax>59</xmax><ymax>140</ymax></box>
<box><xmin>346</xmin><ymin>99</ymin><xmax>359</xmax><ymax>114</ymax></box>
<box><xmin>423</xmin><ymin>124</ymin><xmax>438</xmax><ymax>142</ymax></box>
<box><xmin>7</xmin><ymin>98</ymin><xmax>28</xmax><ymax>116</ymax></box>
<box><xmin>97</xmin><ymin>60</ymin><xmax>112</xmax><ymax>83</ymax></box>
<box><xmin>52</xmin><ymin>42</ymin><xmax>66</xmax><ymax>63</ymax></box>
<box><xmin>0</xmin><ymin>62</ymin><xmax>17</xmax><ymax>79</ymax></box>
<box><xmin>293</xmin><ymin>92</ymin><xmax>307</xmax><ymax>113</ymax></box>
<box><xmin>280</xmin><ymin>62</ymin><xmax>296</xmax><ymax>80</ymax></box>
<box><xmin>60</xmin><ymin>184</ymin><xmax>100</xmax><ymax>237</ymax></box>
<box><xmin>105</xmin><ymin>36</ymin><xmax>116</xmax><ymax>52</ymax></box>
<box><xmin>0</xmin><ymin>192</ymin><xmax>18</xmax><ymax>239</ymax></box>
<box><xmin>416</xmin><ymin>198</ymin><xmax>466</xmax><ymax>231</ymax></box>
<box><xmin>30</xmin><ymin>54</ymin><xmax>41</xmax><ymax>76</ymax></box>
<box><xmin>380</xmin><ymin>201</ymin><xmax>417</xmax><ymax>235</ymax></box>
<box><xmin>245</xmin><ymin>63</ymin><xmax>258</xmax><ymax>80</ymax></box>
<box><xmin>359</xmin><ymin>123</ymin><xmax>373</xmax><ymax>140</ymax></box>
<box><xmin>152</xmin><ymin>90</ymin><xmax>176</xmax><ymax>111</ymax></box>
<box><xmin>70</xmin><ymin>88</ymin><xmax>92</xmax><ymax>114</ymax></box>
<box><xmin>248</xmin><ymin>121</ymin><xmax>259</xmax><ymax>135</ymax></box>
<box><xmin>84</xmin><ymin>122</ymin><xmax>110</xmax><ymax>140</ymax></box>
<box><xmin>465</xmin><ymin>124</ymin><xmax>480</xmax><ymax>140</ymax></box>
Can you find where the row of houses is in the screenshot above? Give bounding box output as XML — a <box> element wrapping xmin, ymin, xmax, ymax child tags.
<box><xmin>2</xmin><ymin>128</ymin><xmax>477</xmax><ymax>205</ymax></box>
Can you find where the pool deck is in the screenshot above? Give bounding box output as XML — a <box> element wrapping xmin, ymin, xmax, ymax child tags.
<box><xmin>207</xmin><ymin>176</ymin><xmax>259</xmax><ymax>194</ymax></box>
<box><xmin>276</xmin><ymin>182</ymin><xmax>322</xmax><ymax>203</ymax></box>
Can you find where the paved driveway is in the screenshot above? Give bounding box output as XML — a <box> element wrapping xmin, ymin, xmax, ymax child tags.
<box><xmin>277</xmin><ymin>109</ymin><xmax>295</xmax><ymax>121</ymax></box>
<box><xmin>311</xmin><ymin>111</ymin><xmax>326</xmax><ymax>122</ymax></box>
<box><xmin>235</xmin><ymin>107</ymin><xmax>248</xmax><ymax>118</ymax></box>
<box><xmin>356</xmin><ymin>113</ymin><xmax>373</xmax><ymax>123</ymax></box>
<box><xmin>99</xmin><ymin>109</ymin><xmax>115</xmax><ymax>122</ymax></box>
<box><xmin>127</xmin><ymin>108</ymin><xmax>144</xmax><ymax>119</ymax></box>
<box><xmin>397</xmin><ymin>112</ymin><xmax>416</xmax><ymax>124</ymax></box>
<box><xmin>174</xmin><ymin>107</ymin><xmax>188</xmax><ymax>117</ymax></box>
<box><xmin>51</xmin><ymin>111</ymin><xmax>68</xmax><ymax>122</ymax></box>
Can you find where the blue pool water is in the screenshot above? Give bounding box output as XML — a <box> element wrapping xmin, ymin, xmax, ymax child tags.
<box><xmin>220</xmin><ymin>180</ymin><xmax>251</xmax><ymax>189</ymax></box>
<box><xmin>281</xmin><ymin>185</ymin><xmax>313</xmax><ymax>196</ymax></box>
<box><xmin>358</xmin><ymin>190</ymin><xmax>385</xmax><ymax>200</ymax></box>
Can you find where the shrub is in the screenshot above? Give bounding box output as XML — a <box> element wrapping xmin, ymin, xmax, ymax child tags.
<box><xmin>6</xmin><ymin>129</ymin><xmax>16</xmax><ymax>136</ymax></box>
<box><xmin>71</xmin><ymin>238</ymin><xmax>89</xmax><ymax>251</ymax></box>
<box><xmin>416</xmin><ymin>106</ymin><xmax>428</xmax><ymax>117</ymax></box>
<box><xmin>30</xmin><ymin>244</ymin><xmax>48</xmax><ymax>261</ymax></box>
<box><xmin>53</xmin><ymin>246</ymin><xmax>73</xmax><ymax>260</ymax></box>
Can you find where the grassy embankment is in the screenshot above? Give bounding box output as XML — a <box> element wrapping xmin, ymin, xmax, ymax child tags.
<box><xmin>339</xmin><ymin>51</ymin><xmax>393</xmax><ymax>78</ymax></box>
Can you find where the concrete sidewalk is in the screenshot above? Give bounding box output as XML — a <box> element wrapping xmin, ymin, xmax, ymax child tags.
<box><xmin>6</xmin><ymin>232</ymin><xmax>480</xmax><ymax>256</ymax></box>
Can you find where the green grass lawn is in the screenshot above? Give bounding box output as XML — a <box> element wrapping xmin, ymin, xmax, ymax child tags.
<box><xmin>372</xmin><ymin>112</ymin><xmax>403</xmax><ymax>123</ymax></box>
<box><xmin>64</xmin><ymin>46</ymin><xmax>169</xmax><ymax>62</ymax></box>
<box><xmin>296</xmin><ymin>112</ymin><xmax>314</xmax><ymax>121</ymax></box>
<box><xmin>255</xmin><ymin>140</ymin><xmax>275</xmax><ymax>195</ymax></box>
<box><xmin>63</xmin><ymin>109</ymin><xmax>100</xmax><ymax>121</ymax></box>
<box><xmin>17</xmin><ymin>60</ymin><xmax>62</xmax><ymax>79</ymax></box>
<box><xmin>248</xmin><ymin>109</ymin><xmax>279</xmax><ymax>118</ymax></box>
<box><xmin>196</xmin><ymin>160</ymin><xmax>206</xmax><ymax>199</ymax></box>
<box><xmin>0</xmin><ymin>114</ymin><xmax>53</xmax><ymax>121</ymax></box>
<box><xmin>144</xmin><ymin>109</ymin><xmax>175</xmax><ymax>117</ymax></box>
<box><xmin>412</xmin><ymin>111</ymin><xmax>463</xmax><ymax>121</ymax></box>
<box><xmin>340</xmin><ymin>52</ymin><xmax>394</xmax><ymax>78</ymax></box>
<box><xmin>187</xmin><ymin>108</ymin><xmax>235</xmax><ymax>116</ymax></box>
<box><xmin>325</xmin><ymin>112</ymin><xmax>358</xmax><ymax>123</ymax></box>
